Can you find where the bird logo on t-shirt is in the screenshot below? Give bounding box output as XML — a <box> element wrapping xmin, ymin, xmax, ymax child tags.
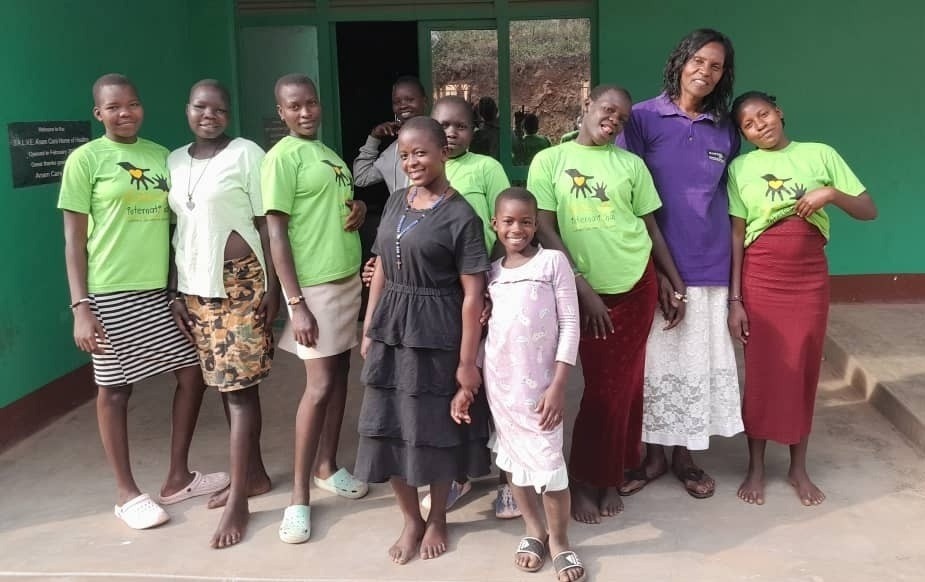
<box><xmin>761</xmin><ymin>174</ymin><xmax>792</xmax><ymax>202</ymax></box>
<box><xmin>321</xmin><ymin>159</ymin><xmax>352</xmax><ymax>187</ymax></box>
<box><xmin>564</xmin><ymin>169</ymin><xmax>594</xmax><ymax>198</ymax></box>
<box><xmin>118</xmin><ymin>162</ymin><xmax>156</xmax><ymax>190</ymax></box>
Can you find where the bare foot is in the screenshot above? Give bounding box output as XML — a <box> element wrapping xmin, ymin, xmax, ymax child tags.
<box><xmin>789</xmin><ymin>470</ymin><xmax>825</xmax><ymax>506</ymax></box>
<box><xmin>420</xmin><ymin>519</ymin><xmax>448</xmax><ymax>560</ymax></box>
<box><xmin>389</xmin><ymin>520</ymin><xmax>425</xmax><ymax>565</ymax></box>
<box><xmin>737</xmin><ymin>469</ymin><xmax>765</xmax><ymax>505</ymax></box>
<box><xmin>599</xmin><ymin>486</ymin><xmax>624</xmax><ymax>517</ymax></box>
<box><xmin>208</xmin><ymin>473</ymin><xmax>271</xmax><ymax>509</ymax></box>
<box><xmin>209</xmin><ymin>499</ymin><xmax>249</xmax><ymax>549</ymax></box>
<box><xmin>570</xmin><ymin>483</ymin><xmax>601</xmax><ymax>524</ymax></box>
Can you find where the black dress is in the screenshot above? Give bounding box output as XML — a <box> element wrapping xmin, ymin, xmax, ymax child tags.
<box><xmin>354</xmin><ymin>189</ymin><xmax>492</xmax><ymax>486</ymax></box>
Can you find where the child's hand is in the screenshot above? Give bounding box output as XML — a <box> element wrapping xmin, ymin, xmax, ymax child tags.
<box><xmin>344</xmin><ymin>200</ymin><xmax>367</xmax><ymax>231</ymax></box>
<box><xmin>361</xmin><ymin>257</ymin><xmax>378</xmax><ymax>287</ymax></box>
<box><xmin>456</xmin><ymin>363</ymin><xmax>481</xmax><ymax>395</ymax></box>
<box><xmin>450</xmin><ymin>389</ymin><xmax>474</xmax><ymax>425</ymax></box>
<box><xmin>290</xmin><ymin>305</ymin><xmax>319</xmax><ymax>347</ymax></box>
<box><xmin>794</xmin><ymin>187</ymin><xmax>833</xmax><ymax>218</ymax></box>
<box><xmin>727</xmin><ymin>301</ymin><xmax>749</xmax><ymax>345</ymax></box>
<box><xmin>536</xmin><ymin>383</ymin><xmax>566</xmax><ymax>431</ymax></box>
<box><xmin>168</xmin><ymin>297</ymin><xmax>196</xmax><ymax>345</ymax></box>
<box><xmin>360</xmin><ymin>336</ymin><xmax>372</xmax><ymax>359</ymax></box>
<box><xmin>371</xmin><ymin>121</ymin><xmax>402</xmax><ymax>139</ymax></box>
<box><xmin>577</xmin><ymin>282</ymin><xmax>614</xmax><ymax>339</ymax></box>
<box><xmin>479</xmin><ymin>291</ymin><xmax>493</xmax><ymax>326</ymax></box>
<box><xmin>73</xmin><ymin>306</ymin><xmax>107</xmax><ymax>354</ymax></box>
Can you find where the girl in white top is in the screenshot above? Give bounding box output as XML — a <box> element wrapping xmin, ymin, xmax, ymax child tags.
<box><xmin>167</xmin><ymin>79</ymin><xmax>279</xmax><ymax>549</ymax></box>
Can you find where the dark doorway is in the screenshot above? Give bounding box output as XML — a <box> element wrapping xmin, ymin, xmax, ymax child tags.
<box><xmin>336</xmin><ymin>21</ymin><xmax>419</xmax><ymax>254</ymax></box>
<box><xmin>335</xmin><ymin>21</ymin><xmax>419</xmax><ymax>317</ymax></box>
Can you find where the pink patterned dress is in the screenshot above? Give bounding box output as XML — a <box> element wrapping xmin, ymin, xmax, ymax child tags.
<box><xmin>484</xmin><ymin>247</ymin><xmax>580</xmax><ymax>492</ymax></box>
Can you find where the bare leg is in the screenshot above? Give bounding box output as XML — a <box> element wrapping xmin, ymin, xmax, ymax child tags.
<box><xmin>788</xmin><ymin>435</ymin><xmax>825</xmax><ymax>506</ymax></box>
<box><xmin>314</xmin><ymin>351</ymin><xmax>351</xmax><ymax>480</ymax></box>
<box><xmin>569</xmin><ymin>480</ymin><xmax>600</xmax><ymax>524</ymax></box>
<box><xmin>619</xmin><ymin>443</ymin><xmax>668</xmax><ymax>494</ymax></box>
<box><xmin>421</xmin><ymin>480</ymin><xmax>451</xmax><ymax>560</ymax></box>
<box><xmin>161</xmin><ymin>365</ymin><xmax>206</xmax><ymax>498</ymax></box>
<box><xmin>290</xmin><ymin>353</ymin><xmax>346</xmax><ymax>506</ymax></box>
<box><xmin>210</xmin><ymin>386</ymin><xmax>260</xmax><ymax>549</ymax></box>
<box><xmin>97</xmin><ymin>385</ymin><xmax>141</xmax><ymax>505</ymax></box>
<box><xmin>737</xmin><ymin>437</ymin><xmax>767</xmax><ymax>505</ymax></box>
<box><xmin>508</xmin><ymin>478</ymin><xmax>545</xmax><ymax>571</ymax></box>
<box><xmin>208</xmin><ymin>387</ymin><xmax>271</xmax><ymax>509</ymax></box>
<box><xmin>544</xmin><ymin>488</ymin><xmax>585</xmax><ymax>582</ymax></box>
<box><xmin>388</xmin><ymin>477</ymin><xmax>426</xmax><ymax>565</ymax></box>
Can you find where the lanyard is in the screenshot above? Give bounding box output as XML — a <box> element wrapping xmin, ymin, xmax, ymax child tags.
<box><xmin>395</xmin><ymin>187</ymin><xmax>448</xmax><ymax>269</ymax></box>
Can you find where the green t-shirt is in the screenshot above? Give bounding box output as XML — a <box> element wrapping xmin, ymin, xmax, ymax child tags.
<box><xmin>528</xmin><ymin>141</ymin><xmax>662</xmax><ymax>294</ymax></box>
<box><xmin>261</xmin><ymin>136</ymin><xmax>361</xmax><ymax>287</ymax></box>
<box><xmin>446</xmin><ymin>151</ymin><xmax>510</xmax><ymax>251</ymax></box>
<box><xmin>727</xmin><ymin>141</ymin><xmax>866</xmax><ymax>247</ymax></box>
<box><xmin>57</xmin><ymin>136</ymin><xmax>171</xmax><ymax>293</ymax></box>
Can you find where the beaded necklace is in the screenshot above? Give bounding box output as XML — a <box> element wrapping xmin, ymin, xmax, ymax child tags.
<box><xmin>395</xmin><ymin>186</ymin><xmax>449</xmax><ymax>269</ymax></box>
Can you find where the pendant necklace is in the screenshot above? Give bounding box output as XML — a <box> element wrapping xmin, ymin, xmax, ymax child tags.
<box><xmin>395</xmin><ymin>186</ymin><xmax>449</xmax><ymax>269</ymax></box>
<box><xmin>185</xmin><ymin>139</ymin><xmax>227</xmax><ymax>210</ymax></box>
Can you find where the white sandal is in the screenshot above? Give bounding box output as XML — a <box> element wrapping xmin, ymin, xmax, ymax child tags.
<box><xmin>114</xmin><ymin>493</ymin><xmax>170</xmax><ymax>530</ymax></box>
<box><xmin>278</xmin><ymin>505</ymin><xmax>311</xmax><ymax>544</ymax></box>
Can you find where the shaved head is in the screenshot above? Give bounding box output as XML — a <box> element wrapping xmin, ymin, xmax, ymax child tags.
<box><xmin>92</xmin><ymin>73</ymin><xmax>137</xmax><ymax>105</ymax></box>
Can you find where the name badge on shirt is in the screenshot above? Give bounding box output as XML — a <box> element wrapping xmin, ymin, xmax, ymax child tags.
<box><xmin>707</xmin><ymin>150</ymin><xmax>726</xmax><ymax>164</ymax></box>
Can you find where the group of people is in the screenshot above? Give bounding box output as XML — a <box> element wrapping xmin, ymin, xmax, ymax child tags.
<box><xmin>59</xmin><ymin>26</ymin><xmax>876</xmax><ymax>581</ymax></box>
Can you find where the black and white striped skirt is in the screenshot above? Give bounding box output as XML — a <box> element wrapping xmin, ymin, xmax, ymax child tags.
<box><xmin>89</xmin><ymin>289</ymin><xmax>200</xmax><ymax>387</ymax></box>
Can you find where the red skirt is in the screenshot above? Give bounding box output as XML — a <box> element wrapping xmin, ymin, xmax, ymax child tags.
<box><xmin>742</xmin><ymin>218</ymin><xmax>829</xmax><ymax>444</ymax></box>
<box><xmin>569</xmin><ymin>261</ymin><xmax>657</xmax><ymax>487</ymax></box>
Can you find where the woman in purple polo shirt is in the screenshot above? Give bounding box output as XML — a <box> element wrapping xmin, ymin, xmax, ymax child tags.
<box><xmin>617</xmin><ymin>29</ymin><xmax>743</xmax><ymax>499</ymax></box>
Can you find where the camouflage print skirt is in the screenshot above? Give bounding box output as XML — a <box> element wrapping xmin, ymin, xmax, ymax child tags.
<box><xmin>184</xmin><ymin>252</ymin><xmax>273</xmax><ymax>392</ymax></box>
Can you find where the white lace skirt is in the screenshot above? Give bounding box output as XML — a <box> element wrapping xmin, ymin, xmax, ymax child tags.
<box><xmin>642</xmin><ymin>286</ymin><xmax>743</xmax><ymax>450</ymax></box>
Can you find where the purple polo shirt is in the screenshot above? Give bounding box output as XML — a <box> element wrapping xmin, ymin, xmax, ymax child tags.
<box><xmin>617</xmin><ymin>93</ymin><xmax>739</xmax><ymax>286</ymax></box>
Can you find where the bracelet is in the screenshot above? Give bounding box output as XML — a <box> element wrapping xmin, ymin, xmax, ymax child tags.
<box><xmin>167</xmin><ymin>296</ymin><xmax>180</xmax><ymax>307</ymax></box>
<box><xmin>672</xmin><ymin>290</ymin><xmax>689</xmax><ymax>303</ymax></box>
<box><xmin>728</xmin><ymin>295</ymin><xmax>743</xmax><ymax>303</ymax></box>
<box><xmin>69</xmin><ymin>297</ymin><xmax>91</xmax><ymax>310</ymax></box>
<box><xmin>287</xmin><ymin>295</ymin><xmax>305</xmax><ymax>306</ymax></box>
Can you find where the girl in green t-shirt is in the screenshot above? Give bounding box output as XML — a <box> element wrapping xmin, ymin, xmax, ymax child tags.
<box><xmin>529</xmin><ymin>84</ymin><xmax>686</xmax><ymax>525</ymax></box>
<box><xmin>727</xmin><ymin>91</ymin><xmax>877</xmax><ymax>507</ymax></box>
<box><xmin>59</xmin><ymin>74</ymin><xmax>226</xmax><ymax>531</ymax></box>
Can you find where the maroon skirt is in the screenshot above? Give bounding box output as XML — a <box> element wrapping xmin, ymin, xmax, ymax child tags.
<box><xmin>569</xmin><ymin>261</ymin><xmax>657</xmax><ymax>487</ymax></box>
<box><xmin>742</xmin><ymin>218</ymin><xmax>829</xmax><ymax>444</ymax></box>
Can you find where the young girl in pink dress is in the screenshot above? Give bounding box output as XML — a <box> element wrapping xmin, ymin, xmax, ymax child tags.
<box><xmin>483</xmin><ymin>187</ymin><xmax>585</xmax><ymax>582</ymax></box>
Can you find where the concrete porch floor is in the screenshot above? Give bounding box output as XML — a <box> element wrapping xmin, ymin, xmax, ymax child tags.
<box><xmin>2</xmin><ymin>309</ymin><xmax>925</xmax><ymax>582</ymax></box>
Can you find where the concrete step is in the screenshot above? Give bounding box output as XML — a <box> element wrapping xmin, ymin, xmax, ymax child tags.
<box><xmin>824</xmin><ymin>304</ymin><xmax>925</xmax><ymax>451</ymax></box>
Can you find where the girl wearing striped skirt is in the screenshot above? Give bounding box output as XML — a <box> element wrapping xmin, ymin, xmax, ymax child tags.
<box><xmin>727</xmin><ymin>91</ymin><xmax>877</xmax><ymax>506</ymax></box>
<box><xmin>59</xmin><ymin>74</ymin><xmax>227</xmax><ymax>531</ymax></box>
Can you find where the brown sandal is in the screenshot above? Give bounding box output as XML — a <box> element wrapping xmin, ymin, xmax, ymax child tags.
<box><xmin>618</xmin><ymin>466</ymin><xmax>666</xmax><ymax>497</ymax></box>
<box><xmin>675</xmin><ymin>466</ymin><xmax>715</xmax><ymax>499</ymax></box>
<box><xmin>552</xmin><ymin>550</ymin><xmax>586</xmax><ymax>581</ymax></box>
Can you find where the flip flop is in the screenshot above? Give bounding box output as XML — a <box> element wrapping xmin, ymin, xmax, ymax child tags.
<box><xmin>674</xmin><ymin>466</ymin><xmax>715</xmax><ymax>499</ymax></box>
<box><xmin>114</xmin><ymin>493</ymin><xmax>170</xmax><ymax>530</ymax></box>
<box><xmin>618</xmin><ymin>466</ymin><xmax>666</xmax><ymax>497</ymax></box>
<box><xmin>552</xmin><ymin>550</ymin><xmax>586</xmax><ymax>582</ymax></box>
<box><xmin>313</xmin><ymin>467</ymin><xmax>369</xmax><ymax>499</ymax></box>
<box><xmin>159</xmin><ymin>471</ymin><xmax>231</xmax><ymax>505</ymax></box>
<box><xmin>278</xmin><ymin>505</ymin><xmax>311</xmax><ymax>544</ymax></box>
<box><xmin>515</xmin><ymin>536</ymin><xmax>546</xmax><ymax>573</ymax></box>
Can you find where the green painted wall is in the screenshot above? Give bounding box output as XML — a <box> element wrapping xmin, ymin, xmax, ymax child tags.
<box><xmin>597</xmin><ymin>0</ymin><xmax>925</xmax><ymax>275</ymax></box>
<box><xmin>0</xmin><ymin>0</ymin><xmax>237</xmax><ymax>408</ymax></box>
